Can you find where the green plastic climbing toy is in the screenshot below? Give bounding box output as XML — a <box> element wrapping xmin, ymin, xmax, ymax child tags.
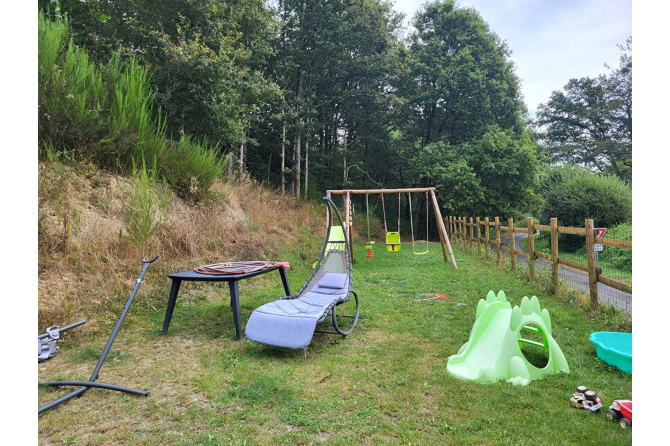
<box><xmin>447</xmin><ymin>290</ymin><xmax>569</xmax><ymax>386</ymax></box>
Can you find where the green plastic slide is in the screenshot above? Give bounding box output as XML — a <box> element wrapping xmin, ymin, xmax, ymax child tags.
<box><xmin>447</xmin><ymin>290</ymin><xmax>569</xmax><ymax>385</ymax></box>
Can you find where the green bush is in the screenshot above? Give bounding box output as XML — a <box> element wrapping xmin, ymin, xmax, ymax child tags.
<box><xmin>38</xmin><ymin>9</ymin><xmax>226</xmax><ymax>199</ymax></box>
<box><xmin>159</xmin><ymin>136</ymin><xmax>227</xmax><ymax>199</ymax></box>
<box><xmin>123</xmin><ymin>157</ymin><xmax>171</xmax><ymax>256</ymax></box>
<box><xmin>540</xmin><ymin>165</ymin><xmax>632</xmax><ymax>228</ymax></box>
<box><xmin>38</xmin><ymin>11</ymin><xmax>106</xmax><ymax>156</ymax></box>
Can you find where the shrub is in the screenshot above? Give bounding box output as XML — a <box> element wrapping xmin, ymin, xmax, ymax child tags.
<box><xmin>540</xmin><ymin>165</ymin><xmax>631</xmax><ymax>228</ymax></box>
<box><xmin>159</xmin><ymin>136</ymin><xmax>227</xmax><ymax>200</ymax></box>
<box><xmin>123</xmin><ymin>157</ymin><xmax>172</xmax><ymax>256</ymax></box>
<box><xmin>38</xmin><ymin>9</ymin><xmax>226</xmax><ymax>199</ymax></box>
<box><xmin>38</xmin><ymin>11</ymin><xmax>106</xmax><ymax>156</ymax></box>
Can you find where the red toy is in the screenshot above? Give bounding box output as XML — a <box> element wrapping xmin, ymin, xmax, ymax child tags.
<box><xmin>365</xmin><ymin>245</ymin><xmax>374</xmax><ymax>258</ymax></box>
<box><xmin>607</xmin><ymin>400</ymin><xmax>632</xmax><ymax>428</ymax></box>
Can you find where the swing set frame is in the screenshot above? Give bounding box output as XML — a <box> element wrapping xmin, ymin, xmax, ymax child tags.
<box><xmin>326</xmin><ymin>188</ymin><xmax>458</xmax><ymax>269</ymax></box>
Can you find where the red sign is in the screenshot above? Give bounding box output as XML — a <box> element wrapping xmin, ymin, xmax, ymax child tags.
<box><xmin>595</xmin><ymin>228</ymin><xmax>607</xmax><ymax>238</ymax></box>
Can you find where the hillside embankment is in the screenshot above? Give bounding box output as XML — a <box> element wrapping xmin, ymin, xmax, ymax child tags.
<box><xmin>38</xmin><ymin>161</ymin><xmax>329</xmax><ymax>333</ymax></box>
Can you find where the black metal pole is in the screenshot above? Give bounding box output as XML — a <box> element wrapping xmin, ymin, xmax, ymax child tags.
<box><xmin>38</xmin><ymin>387</ymin><xmax>88</xmax><ymax>414</ymax></box>
<box><xmin>39</xmin><ymin>381</ymin><xmax>149</xmax><ymax>395</ymax></box>
<box><xmin>38</xmin><ymin>320</ymin><xmax>86</xmax><ymax>340</ymax></box>
<box><xmin>38</xmin><ymin>256</ymin><xmax>158</xmax><ymax>414</ymax></box>
<box><xmin>90</xmin><ymin>256</ymin><xmax>157</xmax><ymax>382</ymax></box>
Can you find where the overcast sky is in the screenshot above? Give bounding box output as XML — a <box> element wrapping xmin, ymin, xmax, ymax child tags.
<box><xmin>392</xmin><ymin>0</ymin><xmax>632</xmax><ymax>116</ymax></box>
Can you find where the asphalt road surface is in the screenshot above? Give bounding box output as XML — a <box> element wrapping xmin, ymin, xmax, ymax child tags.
<box><xmin>495</xmin><ymin>233</ymin><xmax>632</xmax><ymax>316</ymax></box>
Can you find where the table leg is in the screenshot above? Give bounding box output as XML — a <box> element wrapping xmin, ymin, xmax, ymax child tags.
<box><xmin>162</xmin><ymin>279</ymin><xmax>182</xmax><ymax>335</ymax></box>
<box><xmin>229</xmin><ymin>280</ymin><xmax>242</xmax><ymax>340</ymax></box>
<box><xmin>278</xmin><ymin>267</ymin><xmax>291</xmax><ymax>296</ymax></box>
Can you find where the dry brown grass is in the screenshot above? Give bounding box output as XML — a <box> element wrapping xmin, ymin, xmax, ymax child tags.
<box><xmin>38</xmin><ymin>161</ymin><xmax>325</xmax><ymax>334</ymax></box>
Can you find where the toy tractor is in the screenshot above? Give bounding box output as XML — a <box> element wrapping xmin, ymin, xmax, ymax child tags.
<box><xmin>570</xmin><ymin>385</ymin><xmax>602</xmax><ymax>413</ymax></box>
<box><xmin>607</xmin><ymin>400</ymin><xmax>632</xmax><ymax>428</ymax></box>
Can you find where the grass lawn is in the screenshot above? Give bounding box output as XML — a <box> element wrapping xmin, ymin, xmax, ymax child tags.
<box><xmin>38</xmin><ymin>242</ymin><xmax>632</xmax><ymax>445</ymax></box>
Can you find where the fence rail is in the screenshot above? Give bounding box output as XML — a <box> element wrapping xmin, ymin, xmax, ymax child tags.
<box><xmin>445</xmin><ymin>216</ymin><xmax>632</xmax><ymax>314</ymax></box>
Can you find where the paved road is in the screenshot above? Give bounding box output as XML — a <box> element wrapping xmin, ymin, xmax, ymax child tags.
<box><xmin>494</xmin><ymin>233</ymin><xmax>632</xmax><ymax>315</ymax></box>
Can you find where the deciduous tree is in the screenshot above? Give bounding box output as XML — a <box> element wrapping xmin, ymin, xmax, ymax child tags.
<box><xmin>536</xmin><ymin>39</ymin><xmax>632</xmax><ymax>181</ymax></box>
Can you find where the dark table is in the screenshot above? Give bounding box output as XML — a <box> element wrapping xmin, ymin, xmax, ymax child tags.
<box><xmin>162</xmin><ymin>265</ymin><xmax>291</xmax><ymax>340</ymax></box>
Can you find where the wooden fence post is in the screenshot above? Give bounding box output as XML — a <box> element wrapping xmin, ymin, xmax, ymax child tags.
<box><xmin>346</xmin><ymin>191</ymin><xmax>354</xmax><ymax>263</ymax></box>
<box><xmin>462</xmin><ymin>216</ymin><xmax>467</xmax><ymax>248</ymax></box>
<box><xmin>469</xmin><ymin>217</ymin><xmax>474</xmax><ymax>250</ymax></box>
<box><xmin>495</xmin><ymin>217</ymin><xmax>502</xmax><ymax>265</ymax></box>
<box><xmin>550</xmin><ymin>218</ymin><xmax>559</xmax><ymax>293</ymax></box>
<box><xmin>585</xmin><ymin>218</ymin><xmax>600</xmax><ymax>312</ymax></box>
<box><xmin>508</xmin><ymin>218</ymin><xmax>516</xmax><ymax>271</ymax></box>
<box><xmin>476</xmin><ymin>217</ymin><xmax>482</xmax><ymax>256</ymax></box>
<box><xmin>527</xmin><ymin>217</ymin><xmax>535</xmax><ymax>281</ymax></box>
<box><xmin>485</xmin><ymin>217</ymin><xmax>491</xmax><ymax>260</ymax></box>
<box><xmin>457</xmin><ymin>217</ymin><xmax>461</xmax><ymax>243</ymax></box>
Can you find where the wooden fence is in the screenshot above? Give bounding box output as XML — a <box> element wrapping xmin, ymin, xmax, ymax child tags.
<box><xmin>445</xmin><ymin>216</ymin><xmax>632</xmax><ymax>312</ymax></box>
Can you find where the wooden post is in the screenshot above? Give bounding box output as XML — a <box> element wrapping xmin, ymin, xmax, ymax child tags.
<box><xmin>464</xmin><ymin>216</ymin><xmax>468</xmax><ymax>248</ymax></box>
<box><xmin>432</xmin><ymin>196</ymin><xmax>448</xmax><ymax>261</ymax></box>
<box><xmin>462</xmin><ymin>217</ymin><xmax>467</xmax><ymax>247</ymax></box>
<box><xmin>550</xmin><ymin>218</ymin><xmax>559</xmax><ymax>293</ymax></box>
<box><xmin>469</xmin><ymin>217</ymin><xmax>474</xmax><ymax>250</ymax></box>
<box><xmin>527</xmin><ymin>217</ymin><xmax>535</xmax><ymax>281</ymax></box>
<box><xmin>495</xmin><ymin>217</ymin><xmax>502</xmax><ymax>265</ymax></box>
<box><xmin>429</xmin><ymin>189</ymin><xmax>458</xmax><ymax>269</ymax></box>
<box><xmin>585</xmin><ymin>218</ymin><xmax>600</xmax><ymax>312</ymax></box>
<box><xmin>485</xmin><ymin>217</ymin><xmax>490</xmax><ymax>260</ymax></box>
<box><xmin>476</xmin><ymin>217</ymin><xmax>482</xmax><ymax>256</ymax></box>
<box><xmin>345</xmin><ymin>192</ymin><xmax>354</xmax><ymax>263</ymax></box>
<box><xmin>508</xmin><ymin>218</ymin><xmax>516</xmax><ymax>271</ymax></box>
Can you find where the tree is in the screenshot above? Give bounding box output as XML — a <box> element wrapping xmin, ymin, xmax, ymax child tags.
<box><xmin>42</xmin><ymin>0</ymin><xmax>279</xmax><ymax>149</ymax></box>
<box><xmin>417</xmin><ymin>126</ymin><xmax>540</xmax><ymax>216</ymax></box>
<box><xmin>535</xmin><ymin>39</ymin><xmax>632</xmax><ymax>181</ymax></box>
<box><xmin>247</xmin><ymin>0</ymin><xmax>403</xmax><ymax>198</ymax></box>
<box><xmin>401</xmin><ymin>0</ymin><xmax>525</xmax><ymax>150</ymax></box>
<box><xmin>391</xmin><ymin>0</ymin><xmax>535</xmax><ymax>218</ymax></box>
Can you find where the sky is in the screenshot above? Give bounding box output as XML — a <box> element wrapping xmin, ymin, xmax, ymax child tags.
<box><xmin>391</xmin><ymin>0</ymin><xmax>632</xmax><ymax>116</ymax></box>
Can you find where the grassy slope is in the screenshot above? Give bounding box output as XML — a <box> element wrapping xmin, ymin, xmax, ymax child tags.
<box><xmin>38</xmin><ymin>187</ymin><xmax>633</xmax><ymax>446</ymax></box>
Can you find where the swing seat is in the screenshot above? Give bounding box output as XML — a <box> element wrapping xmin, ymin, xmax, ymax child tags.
<box><xmin>386</xmin><ymin>232</ymin><xmax>401</xmax><ymax>252</ymax></box>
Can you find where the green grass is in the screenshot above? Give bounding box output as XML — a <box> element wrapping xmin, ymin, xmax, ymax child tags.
<box><xmin>38</xmin><ymin>242</ymin><xmax>632</xmax><ymax>445</ymax></box>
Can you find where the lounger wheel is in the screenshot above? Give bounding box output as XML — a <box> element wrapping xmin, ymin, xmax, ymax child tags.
<box><xmin>332</xmin><ymin>290</ymin><xmax>359</xmax><ymax>336</ymax></box>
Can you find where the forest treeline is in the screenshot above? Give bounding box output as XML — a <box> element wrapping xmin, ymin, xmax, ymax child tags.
<box><xmin>38</xmin><ymin>0</ymin><xmax>632</xmax><ymax>227</ymax></box>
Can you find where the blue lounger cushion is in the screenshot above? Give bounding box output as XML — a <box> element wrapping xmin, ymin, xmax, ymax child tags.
<box><xmin>245</xmin><ymin>273</ymin><xmax>350</xmax><ymax>349</ymax></box>
<box><xmin>310</xmin><ymin>272</ymin><xmax>349</xmax><ymax>295</ymax></box>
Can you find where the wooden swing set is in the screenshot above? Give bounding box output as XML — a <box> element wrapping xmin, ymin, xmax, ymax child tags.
<box><xmin>326</xmin><ymin>188</ymin><xmax>458</xmax><ymax>269</ymax></box>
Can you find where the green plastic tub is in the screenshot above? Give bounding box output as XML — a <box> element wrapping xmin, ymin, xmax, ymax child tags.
<box><xmin>589</xmin><ymin>332</ymin><xmax>632</xmax><ymax>373</ymax></box>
